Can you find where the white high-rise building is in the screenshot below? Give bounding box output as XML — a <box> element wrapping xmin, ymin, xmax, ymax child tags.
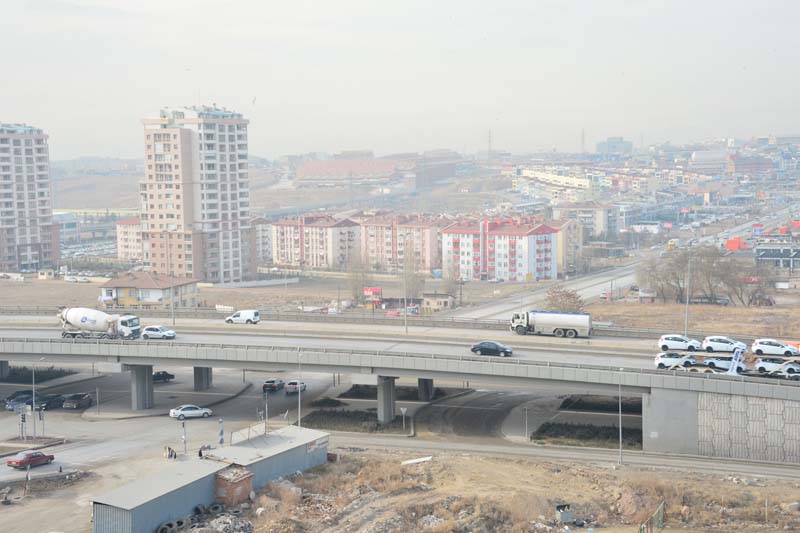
<box><xmin>0</xmin><ymin>124</ymin><xmax>57</xmax><ymax>272</ymax></box>
<box><xmin>141</xmin><ymin>106</ymin><xmax>252</xmax><ymax>283</ymax></box>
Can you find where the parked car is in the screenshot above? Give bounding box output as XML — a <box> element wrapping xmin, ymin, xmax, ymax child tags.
<box><xmin>64</xmin><ymin>276</ymin><xmax>78</xmax><ymax>283</ymax></box>
<box><xmin>142</xmin><ymin>326</ymin><xmax>176</xmax><ymax>340</ymax></box>
<box><xmin>76</xmin><ymin>277</ymin><xmax>90</xmax><ymax>283</ymax></box>
<box><xmin>5</xmin><ymin>394</ymin><xmax>32</xmax><ymax>411</ymax></box>
<box><xmin>689</xmin><ymin>295</ymin><xmax>730</xmax><ymax>306</ymax></box>
<box><xmin>6</xmin><ymin>450</ymin><xmax>54</xmax><ymax>469</ymax></box>
<box><xmin>704</xmin><ymin>356</ymin><xmax>747</xmax><ymax>373</ymax></box>
<box><xmin>285</xmin><ymin>380</ymin><xmax>307</xmax><ymax>394</ymax></box>
<box><xmin>702</xmin><ymin>336</ymin><xmax>747</xmax><ymax>353</ymax></box>
<box><xmin>263</xmin><ymin>378</ymin><xmax>285</xmax><ymax>393</ymax></box>
<box><xmin>4</xmin><ymin>389</ymin><xmax>32</xmax><ymax>403</ymax></box>
<box><xmin>751</xmin><ymin>339</ymin><xmax>799</xmax><ymax>357</ymax></box>
<box><xmin>764</xmin><ymin>370</ymin><xmax>800</xmax><ymax>381</ymax></box>
<box><xmin>470</xmin><ymin>341</ymin><xmax>513</xmax><ymax>357</ymax></box>
<box><xmin>225</xmin><ymin>310</ymin><xmax>260</xmax><ymax>324</ymax></box>
<box><xmin>754</xmin><ymin>357</ymin><xmax>800</xmax><ymax>374</ymax></box>
<box><xmin>62</xmin><ymin>393</ymin><xmax>94</xmax><ymax>409</ymax></box>
<box><xmin>27</xmin><ymin>394</ymin><xmax>64</xmax><ymax>411</ymax></box>
<box><xmin>654</xmin><ymin>352</ymin><xmax>697</xmax><ymax>369</ymax></box>
<box><xmin>169</xmin><ymin>404</ymin><xmax>212</xmax><ymax>420</ymax></box>
<box><xmin>153</xmin><ymin>371</ymin><xmax>175</xmax><ymax>383</ymax></box>
<box><xmin>658</xmin><ymin>335</ymin><xmax>701</xmax><ymax>352</ymax></box>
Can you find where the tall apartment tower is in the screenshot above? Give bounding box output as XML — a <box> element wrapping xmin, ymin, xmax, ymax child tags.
<box><xmin>141</xmin><ymin>106</ymin><xmax>252</xmax><ymax>283</ymax></box>
<box><xmin>0</xmin><ymin>124</ymin><xmax>57</xmax><ymax>272</ymax></box>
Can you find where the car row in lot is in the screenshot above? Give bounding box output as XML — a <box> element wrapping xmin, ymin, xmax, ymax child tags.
<box><xmin>654</xmin><ymin>352</ymin><xmax>800</xmax><ymax>376</ymax></box>
<box><xmin>3</xmin><ymin>390</ymin><xmax>94</xmax><ymax>411</ymax></box>
<box><xmin>658</xmin><ymin>335</ymin><xmax>799</xmax><ymax>356</ymax></box>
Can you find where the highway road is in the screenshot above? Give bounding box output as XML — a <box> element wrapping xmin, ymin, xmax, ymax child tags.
<box><xmin>0</xmin><ymin>328</ymin><xmax>658</xmax><ymax>371</ymax></box>
<box><xmin>446</xmin><ymin>264</ymin><xmax>639</xmax><ymax>320</ymax></box>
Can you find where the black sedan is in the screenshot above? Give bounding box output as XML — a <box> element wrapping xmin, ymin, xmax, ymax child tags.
<box><xmin>470</xmin><ymin>341</ymin><xmax>513</xmax><ymax>357</ymax></box>
<box><xmin>27</xmin><ymin>394</ymin><xmax>65</xmax><ymax>411</ymax></box>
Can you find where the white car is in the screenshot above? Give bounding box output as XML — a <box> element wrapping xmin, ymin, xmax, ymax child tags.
<box><xmin>64</xmin><ymin>276</ymin><xmax>78</xmax><ymax>283</ymax></box>
<box><xmin>169</xmin><ymin>404</ymin><xmax>212</xmax><ymax>420</ymax></box>
<box><xmin>754</xmin><ymin>357</ymin><xmax>800</xmax><ymax>374</ymax></box>
<box><xmin>285</xmin><ymin>380</ymin><xmax>307</xmax><ymax>395</ymax></box>
<box><xmin>702</xmin><ymin>336</ymin><xmax>747</xmax><ymax>353</ymax></box>
<box><xmin>76</xmin><ymin>277</ymin><xmax>90</xmax><ymax>283</ymax></box>
<box><xmin>751</xmin><ymin>339</ymin><xmax>799</xmax><ymax>357</ymax></box>
<box><xmin>704</xmin><ymin>356</ymin><xmax>747</xmax><ymax>373</ymax></box>
<box><xmin>142</xmin><ymin>325</ymin><xmax>176</xmax><ymax>340</ymax></box>
<box><xmin>654</xmin><ymin>352</ymin><xmax>697</xmax><ymax>369</ymax></box>
<box><xmin>225</xmin><ymin>310</ymin><xmax>260</xmax><ymax>324</ymax></box>
<box><xmin>658</xmin><ymin>335</ymin><xmax>701</xmax><ymax>352</ymax></box>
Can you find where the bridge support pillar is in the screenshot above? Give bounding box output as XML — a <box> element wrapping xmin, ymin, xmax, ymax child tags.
<box><xmin>193</xmin><ymin>367</ymin><xmax>213</xmax><ymax>391</ymax></box>
<box><xmin>0</xmin><ymin>361</ymin><xmax>9</xmax><ymax>379</ymax></box>
<box><xmin>130</xmin><ymin>364</ymin><xmax>154</xmax><ymax>410</ymax></box>
<box><xmin>418</xmin><ymin>378</ymin><xmax>434</xmax><ymax>401</ymax></box>
<box><xmin>377</xmin><ymin>376</ymin><xmax>396</xmax><ymax>424</ymax></box>
<box><xmin>642</xmin><ymin>388</ymin><xmax>699</xmax><ymax>456</ymax></box>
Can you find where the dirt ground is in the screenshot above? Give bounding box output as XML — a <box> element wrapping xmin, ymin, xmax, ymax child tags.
<box><xmin>0</xmin><ymin>276</ymin><xmax>531</xmax><ymax>312</ymax></box>
<box><xmin>590</xmin><ymin>301</ymin><xmax>800</xmax><ymax>339</ymax></box>
<box><xmin>252</xmin><ymin>450</ymin><xmax>800</xmax><ymax>532</ymax></box>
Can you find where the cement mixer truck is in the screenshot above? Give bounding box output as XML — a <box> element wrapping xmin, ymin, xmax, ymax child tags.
<box><xmin>58</xmin><ymin>308</ymin><xmax>141</xmax><ymax>339</ymax></box>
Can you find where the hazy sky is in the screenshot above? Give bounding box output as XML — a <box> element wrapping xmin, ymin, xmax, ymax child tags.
<box><xmin>2</xmin><ymin>0</ymin><xmax>799</xmax><ymax>159</ymax></box>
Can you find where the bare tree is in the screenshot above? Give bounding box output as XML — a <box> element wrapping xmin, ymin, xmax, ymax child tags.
<box><xmin>347</xmin><ymin>254</ymin><xmax>371</xmax><ymax>304</ymax></box>
<box><xmin>544</xmin><ymin>285</ymin><xmax>586</xmax><ymax>313</ymax></box>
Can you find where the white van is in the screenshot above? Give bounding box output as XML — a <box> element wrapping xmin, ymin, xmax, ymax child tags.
<box><xmin>225</xmin><ymin>310</ymin><xmax>260</xmax><ymax>324</ymax></box>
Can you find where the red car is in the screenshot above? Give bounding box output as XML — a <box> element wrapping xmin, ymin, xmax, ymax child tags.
<box><xmin>6</xmin><ymin>450</ymin><xmax>54</xmax><ymax>469</ymax></box>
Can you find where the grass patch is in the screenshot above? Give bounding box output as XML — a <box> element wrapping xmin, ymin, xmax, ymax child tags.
<box><xmin>310</xmin><ymin>397</ymin><xmax>347</xmax><ymax>408</ymax></box>
<box><xmin>531</xmin><ymin>422</ymin><xmax>642</xmax><ymax>449</ymax></box>
<box><xmin>338</xmin><ymin>385</ymin><xmax>454</xmax><ymax>402</ymax></box>
<box><xmin>2</xmin><ymin>366</ymin><xmax>77</xmax><ymax>384</ymax></box>
<box><xmin>559</xmin><ymin>395</ymin><xmax>642</xmax><ymax>415</ymax></box>
<box><xmin>300</xmin><ymin>409</ymin><xmax>409</xmax><ymax>434</ymax></box>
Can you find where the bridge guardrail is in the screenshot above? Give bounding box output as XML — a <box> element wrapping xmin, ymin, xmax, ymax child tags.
<box><xmin>2</xmin><ymin>336</ymin><xmax>796</xmax><ymax>390</ymax></box>
<box><xmin>0</xmin><ymin>306</ymin><xmax>764</xmax><ymax>342</ymax></box>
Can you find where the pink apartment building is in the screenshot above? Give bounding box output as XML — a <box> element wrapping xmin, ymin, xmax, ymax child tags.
<box><xmin>359</xmin><ymin>214</ymin><xmax>441</xmax><ymax>273</ymax></box>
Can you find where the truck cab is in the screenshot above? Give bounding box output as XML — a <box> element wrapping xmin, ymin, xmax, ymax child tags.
<box><xmin>510</xmin><ymin>312</ymin><xmax>529</xmax><ymax>334</ymax></box>
<box><xmin>118</xmin><ymin>315</ymin><xmax>141</xmax><ymax>339</ymax></box>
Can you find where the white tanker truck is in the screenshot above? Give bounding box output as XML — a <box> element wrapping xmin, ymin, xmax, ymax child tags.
<box><xmin>58</xmin><ymin>307</ymin><xmax>141</xmax><ymax>339</ymax></box>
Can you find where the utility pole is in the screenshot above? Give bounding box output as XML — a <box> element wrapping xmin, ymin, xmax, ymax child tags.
<box><xmin>618</xmin><ymin>369</ymin><xmax>624</xmax><ymax>465</ymax></box>
<box><xmin>167</xmin><ymin>232</ymin><xmax>175</xmax><ymax>327</ymax></box>
<box><xmin>31</xmin><ymin>363</ymin><xmax>36</xmax><ymax>440</ymax></box>
<box><xmin>684</xmin><ymin>258</ymin><xmax>691</xmax><ymax>336</ymax></box>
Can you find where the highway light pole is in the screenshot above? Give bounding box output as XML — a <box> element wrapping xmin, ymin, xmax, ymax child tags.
<box><xmin>31</xmin><ymin>356</ymin><xmax>45</xmax><ymax>440</ymax></box>
<box><xmin>524</xmin><ymin>406</ymin><xmax>529</xmax><ymax>442</ymax></box>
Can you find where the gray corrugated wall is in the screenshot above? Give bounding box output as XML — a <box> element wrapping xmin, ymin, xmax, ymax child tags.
<box><xmin>247</xmin><ymin>442</ymin><xmax>329</xmax><ymax>490</ymax></box>
<box><xmin>132</xmin><ymin>473</ymin><xmax>219</xmax><ymax>533</ymax></box>
<box><xmin>93</xmin><ymin>503</ymin><xmax>132</xmax><ymax>533</ymax></box>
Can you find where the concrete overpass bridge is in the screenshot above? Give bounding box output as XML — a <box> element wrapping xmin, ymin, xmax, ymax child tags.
<box><xmin>2</xmin><ymin>337</ymin><xmax>800</xmax><ymax>464</ymax></box>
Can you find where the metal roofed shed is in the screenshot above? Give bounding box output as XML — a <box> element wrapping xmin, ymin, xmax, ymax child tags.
<box><xmin>91</xmin><ymin>426</ymin><xmax>329</xmax><ymax>533</ymax></box>
<box><xmin>92</xmin><ymin>460</ymin><xmax>226</xmax><ymax>533</ymax></box>
<box><xmin>205</xmin><ymin>425</ymin><xmax>329</xmax><ymax>490</ymax></box>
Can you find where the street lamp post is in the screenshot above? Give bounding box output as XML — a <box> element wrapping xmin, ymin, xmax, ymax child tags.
<box><xmin>524</xmin><ymin>406</ymin><xmax>529</xmax><ymax>442</ymax></box>
<box><xmin>31</xmin><ymin>357</ymin><xmax>45</xmax><ymax>440</ymax></box>
<box><xmin>297</xmin><ymin>353</ymin><xmax>303</xmax><ymax>428</ymax></box>
<box><xmin>618</xmin><ymin>367</ymin><xmax>624</xmax><ymax>465</ymax></box>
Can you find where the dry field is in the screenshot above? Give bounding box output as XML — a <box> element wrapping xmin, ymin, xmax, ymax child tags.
<box><xmin>590</xmin><ymin>301</ymin><xmax>800</xmax><ymax>339</ymax></box>
<box><xmin>252</xmin><ymin>450</ymin><xmax>800</xmax><ymax>532</ymax></box>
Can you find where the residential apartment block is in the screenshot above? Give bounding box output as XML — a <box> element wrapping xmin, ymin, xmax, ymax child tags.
<box><xmin>359</xmin><ymin>214</ymin><xmax>441</xmax><ymax>273</ymax></box>
<box><xmin>271</xmin><ymin>215</ymin><xmax>359</xmax><ymax>270</ymax></box>
<box><xmin>551</xmin><ymin>201</ymin><xmax>619</xmax><ymax>239</ymax></box>
<box><xmin>545</xmin><ymin>218</ymin><xmax>583</xmax><ymax>277</ymax></box>
<box><xmin>441</xmin><ymin>219</ymin><xmax>558</xmax><ymax>282</ymax></box>
<box><xmin>116</xmin><ymin>217</ymin><xmax>143</xmax><ymax>261</ymax></box>
<box><xmin>0</xmin><ymin>124</ymin><xmax>57</xmax><ymax>271</ymax></box>
<box><xmin>247</xmin><ymin>216</ymin><xmax>273</xmax><ymax>265</ymax></box>
<box><xmin>141</xmin><ymin>106</ymin><xmax>252</xmax><ymax>283</ymax></box>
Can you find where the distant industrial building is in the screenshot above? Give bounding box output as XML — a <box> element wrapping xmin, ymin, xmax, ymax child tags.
<box><xmin>596</xmin><ymin>137</ymin><xmax>633</xmax><ymax>156</ymax></box>
<box><xmin>115</xmin><ymin>217</ymin><xmax>143</xmax><ymax>261</ymax></box>
<box><xmin>53</xmin><ymin>213</ymin><xmax>81</xmax><ymax>244</ymax></box>
<box><xmin>92</xmin><ymin>426</ymin><xmax>329</xmax><ymax>533</ymax></box>
<box><xmin>0</xmin><ymin>123</ymin><xmax>58</xmax><ymax>271</ymax></box>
